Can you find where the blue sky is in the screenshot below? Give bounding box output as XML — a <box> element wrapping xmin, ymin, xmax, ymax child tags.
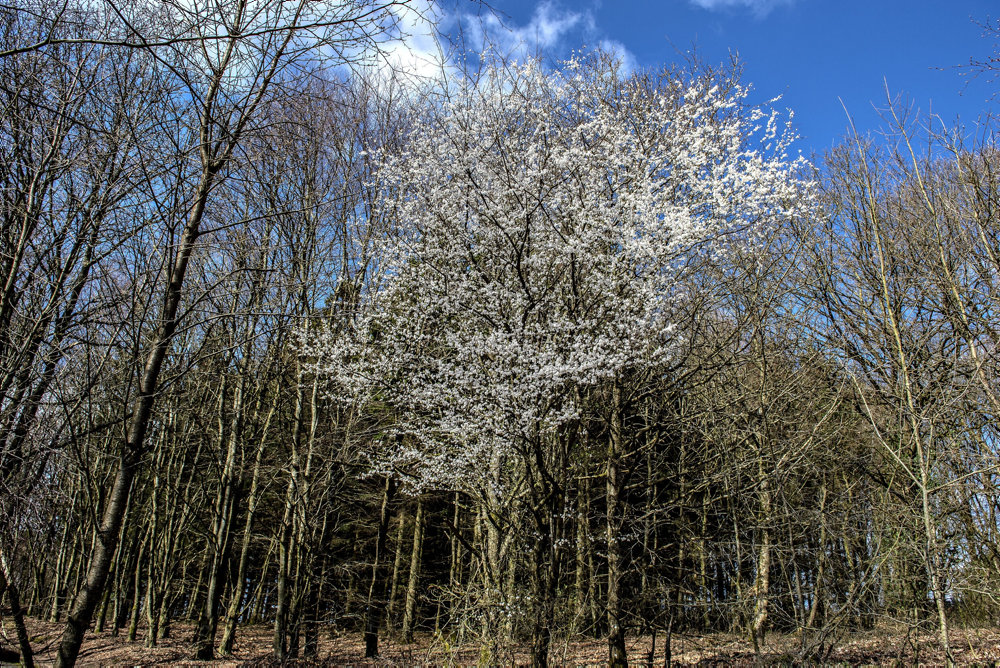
<box><xmin>432</xmin><ymin>0</ymin><xmax>998</xmax><ymax>155</ymax></box>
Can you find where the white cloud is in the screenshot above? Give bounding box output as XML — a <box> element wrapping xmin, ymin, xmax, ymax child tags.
<box><xmin>512</xmin><ymin>2</ymin><xmax>593</xmax><ymax>50</ymax></box>
<box><xmin>459</xmin><ymin>2</ymin><xmax>635</xmax><ymax>68</ymax></box>
<box><xmin>365</xmin><ymin>1</ymin><xmax>591</xmax><ymax>86</ymax></box>
<box><xmin>687</xmin><ymin>0</ymin><xmax>795</xmax><ymax>17</ymax></box>
<box><xmin>366</xmin><ymin>1</ymin><xmax>640</xmax><ymax>88</ymax></box>
<box><xmin>466</xmin><ymin>2</ymin><xmax>591</xmax><ymax>60</ymax></box>
<box><xmin>380</xmin><ymin>0</ymin><xmax>450</xmax><ymax>81</ymax></box>
<box><xmin>599</xmin><ymin>39</ymin><xmax>638</xmax><ymax>74</ymax></box>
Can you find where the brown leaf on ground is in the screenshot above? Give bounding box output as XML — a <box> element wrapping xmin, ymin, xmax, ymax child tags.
<box><xmin>7</xmin><ymin>618</ymin><xmax>1000</xmax><ymax>666</ymax></box>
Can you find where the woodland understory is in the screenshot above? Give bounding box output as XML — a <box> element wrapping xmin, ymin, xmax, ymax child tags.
<box><xmin>9</xmin><ymin>619</ymin><xmax>1000</xmax><ymax>666</ymax></box>
<box><xmin>5</xmin><ymin>2</ymin><xmax>1000</xmax><ymax>668</ymax></box>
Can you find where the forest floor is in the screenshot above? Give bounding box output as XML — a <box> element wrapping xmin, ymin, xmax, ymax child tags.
<box><xmin>7</xmin><ymin>618</ymin><xmax>1000</xmax><ymax>666</ymax></box>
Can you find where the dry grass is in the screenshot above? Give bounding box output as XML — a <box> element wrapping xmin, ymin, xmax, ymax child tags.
<box><xmin>5</xmin><ymin>618</ymin><xmax>1000</xmax><ymax>666</ymax></box>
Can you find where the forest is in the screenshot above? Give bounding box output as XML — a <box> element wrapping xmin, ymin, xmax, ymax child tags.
<box><xmin>2</xmin><ymin>1</ymin><xmax>1000</xmax><ymax>666</ymax></box>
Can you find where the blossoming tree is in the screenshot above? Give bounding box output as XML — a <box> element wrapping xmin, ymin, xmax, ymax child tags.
<box><xmin>310</xmin><ymin>53</ymin><xmax>811</xmax><ymax>667</ymax></box>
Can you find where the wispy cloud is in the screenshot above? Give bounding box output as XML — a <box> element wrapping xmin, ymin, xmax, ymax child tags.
<box><xmin>506</xmin><ymin>2</ymin><xmax>595</xmax><ymax>51</ymax></box>
<box><xmin>687</xmin><ymin>0</ymin><xmax>796</xmax><ymax>17</ymax></box>
<box><xmin>463</xmin><ymin>2</ymin><xmax>592</xmax><ymax>59</ymax></box>
<box><xmin>379</xmin><ymin>0</ymin><xmax>449</xmax><ymax>81</ymax></box>
<box><xmin>460</xmin><ymin>2</ymin><xmax>637</xmax><ymax>71</ymax></box>
<box><xmin>371</xmin><ymin>1</ymin><xmax>640</xmax><ymax>86</ymax></box>
<box><xmin>599</xmin><ymin>39</ymin><xmax>638</xmax><ymax>74</ymax></box>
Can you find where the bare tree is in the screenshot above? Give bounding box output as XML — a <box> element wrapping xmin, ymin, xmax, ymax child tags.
<box><xmin>9</xmin><ymin>1</ymin><xmax>429</xmax><ymax>665</ymax></box>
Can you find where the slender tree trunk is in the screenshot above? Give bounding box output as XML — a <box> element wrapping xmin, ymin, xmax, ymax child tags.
<box><xmin>575</xmin><ymin>475</ymin><xmax>590</xmax><ymax>634</ymax></box>
<box><xmin>364</xmin><ymin>477</ymin><xmax>396</xmax><ymax>657</ymax></box>
<box><xmin>285</xmin><ymin>374</ymin><xmax>320</xmax><ymax>660</ymax></box>
<box><xmin>751</xmin><ymin>523</ymin><xmax>771</xmax><ymax>649</ymax></box>
<box><xmin>387</xmin><ymin>510</ymin><xmax>407</xmax><ymax>624</ymax></box>
<box><xmin>273</xmin><ymin>486</ymin><xmax>294</xmax><ymax>657</ymax></box>
<box><xmin>29</xmin><ymin>563</ymin><xmax>42</xmax><ymax>617</ymax></box>
<box><xmin>55</xmin><ymin>166</ymin><xmax>220</xmax><ymax>668</ymax></box>
<box><xmin>49</xmin><ymin>516</ymin><xmax>71</xmax><ymax>622</ymax></box>
<box><xmin>251</xmin><ymin>540</ymin><xmax>275</xmax><ymax>623</ymax></box>
<box><xmin>529</xmin><ymin>532</ymin><xmax>552</xmax><ymax>668</ymax></box>
<box><xmin>401</xmin><ymin>498</ymin><xmax>425</xmax><ymax>642</ymax></box>
<box><xmin>303</xmin><ymin>511</ymin><xmax>329</xmax><ymax>660</ymax></box>
<box><xmin>806</xmin><ymin>483</ymin><xmax>827</xmax><ymax>629</ymax></box>
<box><xmin>113</xmin><ymin>526</ymin><xmax>141</xmax><ymax>637</ymax></box>
<box><xmin>526</xmin><ymin>433</ymin><xmax>562</xmax><ymax>668</ymax></box>
<box><xmin>922</xmin><ymin>477</ymin><xmax>953</xmax><ymax>666</ymax></box>
<box><xmin>274</xmin><ymin>364</ymin><xmax>306</xmax><ymax>660</ymax></box>
<box><xmin>527</xmin><ymin>486</ymin><xmax>560</xmax><ymax>668</ymax></box>
<box><xmin>447</xmin><ymin>491</ymin><xmax>462</xmax><ymax>625</ymax></box>
<box><xmin>127</xmin><ymin>526</ymin><xmax>149</xmax><ymax>643</ymax></box>
<box><xmin>195</xmin><ymin>377</ymin><xmax>241</xmax><ymax>660</ymax></box>
<box><xmin>94</xmin><ymin>577</ymin><xmax>112</xmax><ymax>634</ymax></box>
<box><xmin>751</xmin><ymin>473</ymin><xmax>772</xmax><ymax>651</ymax></box>
<box><xmin>220</xmin><ymin>393</ymin><xmax>275</xmax><ymax>655</ymax></box>
<box><xmin>0</xmin><ymin>547</ymin><xmax>34</xmax><ymax>668</ymax></box>
<box><xmin>607</xmin><ymin>384</ymin><xmax>628</xmax><ymax>668</ymax></box>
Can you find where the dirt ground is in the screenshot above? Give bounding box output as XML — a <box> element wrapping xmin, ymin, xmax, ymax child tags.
<box><xmin>5</xmin><ymin>618</ymin><xmax>1000</xmax><ymax>666</ymax></box>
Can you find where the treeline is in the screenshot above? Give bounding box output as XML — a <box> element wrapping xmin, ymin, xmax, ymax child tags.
<box><xmin>1</xmin><ymin>3</ymin><xmax>1000</xmax><ymax>668</ymax></box>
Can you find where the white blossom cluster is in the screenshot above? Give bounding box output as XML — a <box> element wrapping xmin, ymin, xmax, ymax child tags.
<box><xmin>307</xmin><ymin>55</ymin><xmax>811</xmax><ymax>492</ymax></box>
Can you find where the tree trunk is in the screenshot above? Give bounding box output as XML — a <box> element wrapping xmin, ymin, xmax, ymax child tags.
<box><xmin>195</xmin><ymin>377</ymin><xmax>241</xmax><ymax>660</ymax></box>
<box><xmin>48</xmin><ymin>514</ymin><xmax>72</xmax><ymax>622</ymax></box>
<box><xmin>751</xmin><ymin>523</ymin><xmax>771</xmax><ymax>649</ymax></box>
<box><xmin>220</xmin><ymin>393</ymin><xmax>276</xmax><ymax>655</ymax></box>
<box><xmin>575</xmin><ymin>475</ymin><xmax>591</xmax><ymax>634</ymax></box>
<box><xmin>528</xmin><ymin>524</ymin><xmax>556</xmax><ymax>668</ymax></box>
<box><xmin>401</xmin><ymin>498</ymin><xmax>425</xmax><ymax>642</ymax></box>
<box><xmin>607</xmin><ymin>384</ymin><xmax>628</xmax><ymax>668</ymax></box>
<box><xmin>388</xmin><ymin>511</ymin><xmax>407</xmax><ymax>624</ymax></box>
<box><xmin>751</xmin><ymin>474</ymin><xmax>772</xmax><ymax>651</ymax></box>
<box><xmin>364</xmin><ymin>477</ymin><xmax>396</xmax><ymax>657</ymax></box>
<box><xmin>127</xmin><ymin>527</ymin><xmax>150</xmax><ymax>643</ymax></box>
<box><xmin>274</xmin><ymin>363</ymin><xmax>306</xmax><ymax>660</ymax></box>
<box><xmin>806</xmin><ymin>483</ymin><xmax>827</xmax><ymax>629</ymax></box>
<box><xmin>55</xmin><ymin>166</ymin><xmax>219</xmax><ymax>668</ymax></box>
<box><xmin>447</xmin><ymin>491</ymin><xmax>462</xmax><ymax>626</ymax></box>
<box><xmin>0</xmin><ymin>548</ymin><xmax>34</xmax><ymax>668</ymax></box>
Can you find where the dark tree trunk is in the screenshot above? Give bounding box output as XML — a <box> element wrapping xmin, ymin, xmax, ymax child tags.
<box><xmin>401</xmin><ymin>498</ymin><xmax>425</xmax><ymax>642</ymax></box>
<box><xmin>0</xmin><ymin>550</ymin><xmax>34</xmax><ymax>668</ymax></box>
<box><xmin>364</xmin><ymin>477</ymin><xmax>396</xmax><ymax>658</ymax></box>
<box><xmin>607</xmin><ymin>383</ymin><xmax>628</xmax><ymax>668</ymax></box>
<box><xmin>55</xmin><ymin>167</ymin><xmax>219</xmax><ymax>668</ymax></box>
